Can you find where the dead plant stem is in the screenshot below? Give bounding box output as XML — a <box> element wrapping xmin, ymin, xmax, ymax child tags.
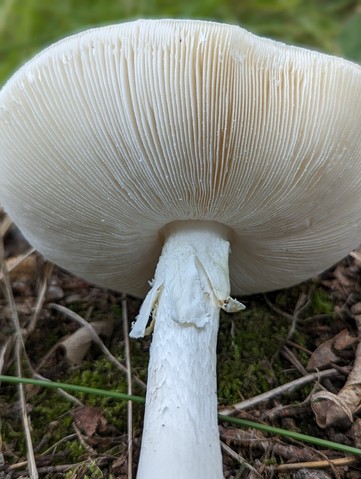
<box><xmin>49</xmin><ymin>303</ymin><xmax>146</xmax><ymax>389</ymax></box>
<box><xmin>0</xmin><ymin>231</ymin><xmax>38</xmax><ymax>479</ymax></box>
<box><xmin>275</xmin><ymin>456</ymin><xmax>357</xmax><ymax>471</ymax></box>
<box><xmin>122</xmin><ymin>293</ymin><xmax>133</xmax><ymax>479</ymax></box>
<box><xmin>220</xmin><ymin>368</ymin><xmax>345</xmax><ymax>415</ymax></box>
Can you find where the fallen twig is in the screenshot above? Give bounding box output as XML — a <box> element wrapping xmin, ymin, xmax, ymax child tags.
<box><xmin>122</xmin><ymin>293</ymin><xmax>134</xmax><ymax>479</ymax></box>
<box><xmin>222</xmin><ymin>427</ymin><xmax>325</xmax><ymax>463</ymax></box>
<box><xmin>220</xmin><ymin>368</ymin><xmax>345</xmax><ymax>415</ymax></box>
<box><xmin>275</xmin><ymin>456</ymin><xmax>357</xmax><ymax>471</ymax></box>
<box><xmin>0</xmin><ymin>229</ymin><xmax>38</xmax><ymax>479</ymax></box>
<box><xmin>220</xmin><ymin>441</ymin><xmax>262</xmax><ymax>477</ymax></box>
<box><xmin>0</xmin><ymin>247</ymin><xmax>36</xmax><ymax>282</ymax></box>
<box><xmin>27</xmin><ymin>260</ymin><xmax>53</xmax><ymax>334</ymax></box>
<box><xmin>50</xmin><ymin>303</ymin><xmax>146</xmax><ymax>389</ymax></box>
<box><xmin>281</xmin><ymin>345</ymin><xmax>308</xmax><ymax>376</ymax></box>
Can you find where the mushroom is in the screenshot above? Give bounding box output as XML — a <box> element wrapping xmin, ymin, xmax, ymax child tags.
<box><xmin>0</xmin><ymin>19</ymin><xmax>361</xmax><ymax>479</ymax></box>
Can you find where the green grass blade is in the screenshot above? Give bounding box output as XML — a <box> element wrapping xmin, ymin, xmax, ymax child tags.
<box><xmin>1</xmin><ymin>374</ymin><xmax>361</xmax><ymax>457</ymax></box>
<box><xmin>218</xmin><ymin>414</ymin><xmax>361</xmax><ymax>457</ymax></box>
<box><xmin>0</xmin><ymin>374</ymin><xmax>145</xmax><ymax>404</ymax></box>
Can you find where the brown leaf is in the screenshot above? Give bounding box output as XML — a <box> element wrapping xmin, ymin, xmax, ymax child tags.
<box><xmin>72</xmin><ymin>406</ymin><xmax>108</xmax><ymax>437</ymax></box>
<box><xmin>333</xmin><ymin>328</ymin><xmax>358</xmax><ymax>353</ymax></box>
<box><xmin>311</xmin><ymin>391</ymin><xmax>353</xmax><ymax>429</ymax></box>
<box><xmin>307</xmin><ymin>329</ymin><xmax>357</xmax><ymax>369</ymax></box>
<box><xmin>307</xmin><ymin>338</ymin><xmax>339</xmax><ymax>370</ymax></box>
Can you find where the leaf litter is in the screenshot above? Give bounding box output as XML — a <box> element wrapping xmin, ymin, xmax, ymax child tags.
<box><xmin>1</xmin><ymin>208</ymin><xmax>361</xmax><ymax>478</ymax></box>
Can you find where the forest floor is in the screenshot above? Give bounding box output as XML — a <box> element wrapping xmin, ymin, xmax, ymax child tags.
<box><xmin>1</xmin><ymin>210</ymin><xmax>361</xmax><ymax>479</ymax></box>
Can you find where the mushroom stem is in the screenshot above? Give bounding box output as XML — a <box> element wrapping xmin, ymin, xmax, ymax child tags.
<box><xmin>131</xmin><ymin>221</ymin><xmax>244</xmax><ymax>479</ymax></box>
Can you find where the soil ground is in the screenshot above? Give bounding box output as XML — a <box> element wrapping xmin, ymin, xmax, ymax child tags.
<box><xmin>1</xmin><ymin>213</ymin><xmax>361</xmax><ymax>478</ymax></box>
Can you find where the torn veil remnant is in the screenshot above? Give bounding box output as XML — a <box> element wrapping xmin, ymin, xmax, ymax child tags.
<box><xmin>131</xmin><ymin>222</ymin><xmax>245</xmax><ymax>338</ymax></box>
<box><xmin>0</xmin><ymin>19</ymin><xmax>361</xmax><ymax>479</ymax></box>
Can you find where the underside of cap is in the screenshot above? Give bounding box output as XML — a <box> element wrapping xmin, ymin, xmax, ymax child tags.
<box><xmin>0</xmin><ymin>19</ymin><xmax>361</xmax><ymax>297</ymax></box>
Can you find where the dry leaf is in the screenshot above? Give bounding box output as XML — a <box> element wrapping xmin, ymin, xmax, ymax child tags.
<box><xmin>333</xmin><ymin>328</ymin><xmax>358</xmax><ymax>354</ymax></box>
<box><xmin>312</xmin><ymin>321</ymin><xmax>361</xmax><ymax>429</ymax></box>
<box><xmin>307</xmin><ymin>338</ymin><xmax>340</xmax><ymax>370</ymax></box>
<box><xmin>307</xmin><ymin>329</ymin><xmax>356</xmax><ymax>369</ymax></box>
<box><xmin>311</xmin><ymin>390</ymin><xmax>353</xmax><ymax>428</ymax></box>
<box><xmin>72</xmin><ymin>405</ymin><xmax>108</xmax><ymax>437</ymax></box>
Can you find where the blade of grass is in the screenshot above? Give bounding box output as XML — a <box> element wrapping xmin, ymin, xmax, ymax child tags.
<box><xmin>1</xmin><ymin>374</ymin><xmax>361</xmax><ymax>458</ymax></box>
<box><xmin>0</xmin><ymin>374</ymin><xmax>145</xmax><ymax>403</ymax></box>
<box><xmin>218</xmin><ymin>414</ymin><xmax>361</xmax><ymax>457</ymax></box>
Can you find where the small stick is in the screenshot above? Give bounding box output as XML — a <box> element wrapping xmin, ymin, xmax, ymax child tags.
<box><xmin>220</xmin><ymin>441</ymin><xmax>262</xmax><ymax>477</ymax></box>
<box><xmin>287</xmin><ymin>290</ymin><xmax>312</xmax><ymax>340</ymax></box>
<box><xmin>27</xmin><ymin>261</ymin><xmax>53</xmax><ymax>335</ymax></box>
<box><xmin>275</xmin><ymin>456</ymin><xmax>357</xmax><ymax>471</ymax></box>
<box><xmin>73</xmin><ymin>422</ymin><xmax>96</xmax><ymax>455</ymax></box>
<box><xmin>0</xmin><ymin>247</ymin><xmax>36</xmax><ymax>281</ymax></box>
<box><xmin>49</xmin><ymin>303</ymin><xmax>146</xmax><ymax>389</ymax></box>
<box><xmin>281</xmin><ymin>346</ymin><xmax>308</xmax><ymax>376</ymax></box>
<box><xmin>0</xmin><ymin>231</ymin><xmax>39</xmax><ymax>479</ymax></box>
<box><xmin>220</xmin><ymin>368</ymin><xmax>345</xmax><ymax>415</ymax></box>
<box><xmin>122</xmin><ymin>293</ymin><xmax>134</xmax><ymax>479</ymax></box>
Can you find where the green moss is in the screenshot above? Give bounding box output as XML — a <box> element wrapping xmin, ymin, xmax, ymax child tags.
<box><xmin>217</xmin><ymin>283</ymin><xmax>334</xmax><ymax>405</ymax></box>
<box><xmin>217</xmin><ymin>300</ymin><xmax>289</xmax><ymax>403</ymax></box>
<box><xmin>1</xmin><ymin>280</ymin><xmax>334</xmax><ymax>475</ymax></box>
<box><xmin>311</xmin><ymin>287</ymin><xmax>334</xmax><ymax>314</ymax></box>
<box><xmin>63</xmin><ymin>462</ymin><xmax>116</xmax><ymax>479</ymax></box>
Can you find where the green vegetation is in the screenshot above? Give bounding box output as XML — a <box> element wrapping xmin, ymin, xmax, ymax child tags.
<box><xmin>0</xmin><ymin>0</ymin><xmax>359</xmax><ymax>86</ymax></box>
<box><xmin>217</xmin><ymin>283</ymin><xmax>334</xmax><ymax>404</ymax></box>
<box><xmin>218</xmin><ymin>303</ymin><xmax>289</xmax><ymax>402</ymax></box>
<box><xmin>0</xmin><ymin>1</ymin><xmax>359</xmax><ymax>476</ymax></box>
<box><xmin>0</xmin><ymin>281</ymin><xmax>334</xmax><ymax>475</ymax></box>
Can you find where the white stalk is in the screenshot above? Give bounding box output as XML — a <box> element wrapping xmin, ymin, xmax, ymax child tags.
<box><xmin>130</xmin><ymin>221</ymin><xmax>244</xmax><ymax>479</ymax></box>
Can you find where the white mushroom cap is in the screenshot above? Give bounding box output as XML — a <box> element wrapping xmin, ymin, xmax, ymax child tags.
<box><xmin>0</xmin><ymin>19</ymin><xmax>361</xmax><ymax>296</ymax></box>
